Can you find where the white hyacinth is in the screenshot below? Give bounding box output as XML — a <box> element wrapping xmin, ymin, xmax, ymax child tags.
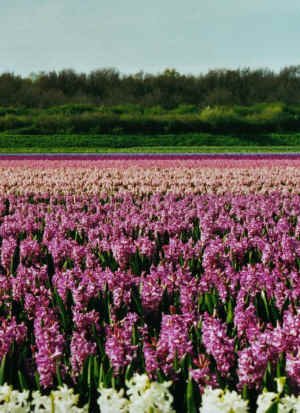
<box><xmin>0</xmin><ymin>384</ymin><xmax>30</xmax><ymax>413</ymax></box>
<box><xmin>256</xmin><ymin>376</ymin><xmax>300</xmax><ymax>413</ymax></box>
<box><xmin>98</xmin><ymin>374</ymin><xmax>174</xmax><ymax>413</ymax></box>
<box><xmin>97</xmin><ymin>387</ymin><xmax>129</xmax><ymax>413</ymax></box>
<box><xmin>278</xmin><ymin>395</ymin><xmax>300</xmax><ymax>413</ymax></box>
<box><xmin>31</xmin><ymin>385</ymin><xmax>88</xmax><ymax>413</ymax></box>
<box><xmin>199</xmin><ymin>387</ymin><xmax>248</xmax><ymax>413</ymax></box>
<box><xmin>127</xmin><ymin>374</ymin><xmax>175</xmax><ymax>413</ymax></box>
<box><xmin>126</xmin><ymin>373</ymin><xmax>150</xmax><ymax>399</ymax></box>
<box><xmin>256</xmin><ymin>391</ymin><xmax>278</xmax><ymax>413</ymax></box>
<box><xmin>52</xmin><ymin>384</ymin><xmax>88</xmax><ymax>413</ymax></box>
<box><xmin>257</xmin><ymin>391</ymin><xmax>300</xmax><ymax>413</ymax></box>
<box><xmin>0</xmin><ymin>383</ymin><xmax>12</xmax><ymax>404</ymax></box>
<box><xmin>31</xmin><ymin>390</ymin><xmax>52</xmax><ymax>412</ymax></box>
<box><xmin>0</xmin><ymin>379</ymin><xmax>299</xmax><ymax>412</ymax></box>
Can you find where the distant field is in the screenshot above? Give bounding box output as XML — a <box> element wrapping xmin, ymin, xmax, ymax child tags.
<box><xmin>1</xmin><ymin>133</ymin><xmax>300</xmax><ymax>153</ymax></box>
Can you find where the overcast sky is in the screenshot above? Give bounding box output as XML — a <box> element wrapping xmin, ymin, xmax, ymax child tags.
<box><xmin>1</xmin><ymin>0</ymin><xmax>299</xmax><ymax>76</ymax></box>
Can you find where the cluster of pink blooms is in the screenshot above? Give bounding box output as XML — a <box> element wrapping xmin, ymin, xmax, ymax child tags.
<box><xmin>0</xmin><ymin>155</ymin><xmax>299</xmax><ymax>411</ymax></box>
<box><xmin>1</xmin><ymin>155</ymin><xmax>300</xmax><ymax>195</ymax></box>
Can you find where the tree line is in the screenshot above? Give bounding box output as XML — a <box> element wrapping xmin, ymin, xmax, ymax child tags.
<box><xmin>1</xmin><ymin>66</ymin><xmax>300</xmax><ymax>108</ymax></box>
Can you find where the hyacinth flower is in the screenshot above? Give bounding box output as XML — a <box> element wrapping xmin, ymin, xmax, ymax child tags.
<box><xmin>201</xmin><ymin>313</ymin><xmax>235</xmax><ymax>379</ymax></box>
<box><xmin>156</xmin><ymin>314</ymin><xmax>193</xmax><ymax>376</ymax></box>
<box><xmin>105</xmin><ymin>313</ymin><xmax>139</xmax><ymax>374</ymax></box>
<box><xmin>34</xmin><ymin>307</ymin><xmax>65</xmax><ymax>388</ymax></box>
<box><xmin>0</xmin><ymin>166</ymin><xmax>299</xmax><ymax>411</ymax></box>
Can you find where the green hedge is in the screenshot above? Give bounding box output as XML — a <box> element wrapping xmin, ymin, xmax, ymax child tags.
<box><xmin>0</xmin><ymin>103</ymin><xmax>300</xmax><ymax>135</ymax></box>
<box><xmin>1</xmin><ymin>133</ymin><xmax>300</xmax><ymax>149</ymax></box>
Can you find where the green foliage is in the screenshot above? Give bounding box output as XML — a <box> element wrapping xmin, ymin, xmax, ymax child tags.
<box><xmin>3</xmin><ymin>65</ymin><xmax>300</xmax><ymax>109</ymax></box>
<box><xmin>1</xmin><ymin>132</ymin><xmax>300</xmax><ymax>151</ymax></box>
<box><xmin>0</xmin><ymin>102</ymin><xmax>300</xmax><ymax>135</ymax></box>
<box><xmin>199</xmin><ymin>106</ymin><xmax>239</xmax><ymax>122</ymax></box>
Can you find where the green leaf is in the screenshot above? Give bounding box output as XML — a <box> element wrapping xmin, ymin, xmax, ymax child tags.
<box><xmin>18</xmin><ymin>370</ymin><xmax>27</xmax><ymax>390</ymax></box>
<box><xmin>226</xmin><ymin>299</ymin><xmax>234</xmax><ymax>324</ymax></box>
<box><xmin>265</xmin><ymin>401</ymin><xmax>279</xmax><ymax>413</ymax></box>
<box><xmin>34</xmin><ymin>372</ymin><xmax>41</xmax><ymax>391</ymax></box>
<box><xmin>87</xmin><ymin>356</ymin><xmax>93</xmax><ymax>410</ymax></box>
<box><xmin>276</xmin><ymin>353</ymin><xmax>285</xmax><ymax>378</ymax></box>
<box><xmin>0</xmin><ymin>355</ymin><xmax>6</xmax><ymax>385</ymax></box>
<box><xmin>98</xmin><ymin>363</ymin><xmax>104</xmax><ymax>388</ymax></box>
<box><xmin>204</xmin><ymin>293</ymin><xmax>213</xmax><ymax>314</ymax></box>
<box><xmin>125</xmin><ymin>364</ymin><xmax>133</xmax><ymax>382</ymax></box>
<box><xmin>186</xmin><ymin>378</ymin><xmax>197</xmax><ymax>413</ymax></box>
<box><xmin>93</xmin><ymin>357</ymin><xmax>99</xmax><ymax>383</ymax></box>
<box><xmin>56</xmin><ymin>362</ymin><xmax>63</xmax><ymax>387</ymax></box>
<box><xmin>131</xmin><ymin>285</ymin><xmax>143</xmax><ymax>317</ymax></box>
<box><xmin>261</xmin><ymin>290</ymin><xmax>270</xmax><ymax>320</ymax></box>
<box><xmin>242</xmin><ymin>384</ymin><xmax>248</xmax><ymax>400</ymax></box>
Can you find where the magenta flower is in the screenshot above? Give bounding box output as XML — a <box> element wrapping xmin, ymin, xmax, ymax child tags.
<box><xmin>201</xmin><ymin>313</ymin><xmax>235</xmax><ymax>377</ymax></box>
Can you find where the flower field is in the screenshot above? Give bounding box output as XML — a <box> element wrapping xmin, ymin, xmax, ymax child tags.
<box><xmin>0</xmin><ymin>155</ymin><xmax>299</xmax><ymax>412</ymax></box>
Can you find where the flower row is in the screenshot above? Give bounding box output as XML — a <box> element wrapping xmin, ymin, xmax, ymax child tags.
<box><xmin>1</xmin><ymin>158</ymin><xmax>300</xmax><ymax>195</ymax></box>
<box><xmin>1</xmin><ymin>375</ymin><xmax>300</xmax><ymax>413</ymax></box>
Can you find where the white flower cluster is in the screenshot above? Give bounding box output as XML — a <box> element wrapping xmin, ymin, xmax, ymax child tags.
<box><xmin>97</xmin><ymin>373</ymin><xmax>175</xmax><ymax>413</ymax></box>
<box><xmin>199</xmin><ymin>378</ymin><xmax>300</xmax><ymax>413</ymax></box>
<box><xmin>199</xmin><ymin>387</ymin><xmax>248</xmax><ymax>413</ymax></box>
<box><xmin>0</xmin><ymin>383</ymin><xmax>88</xmax><ymax>412</ymax></box>
<box><xmin>0</xmin><ymin>376</ymin><xmax>299</xmax><ymax>413</ymax></box>
<box><xmin>257</xmin><ymin>378</ymin><xmax>300</xmax><ymax>413</ymax></box>
<box><xmin>0</xmin><ymin>383</ymin><xmax>29</xmax><ymax>413</ymax></box>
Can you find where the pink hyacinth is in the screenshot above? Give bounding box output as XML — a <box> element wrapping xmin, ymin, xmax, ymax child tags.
<box><xmin>201</xmin><ymin>313</ymin><xmax>235</xmax><ymax>377</ymax></box>
<box><xmin>105</xmin><ymin>313</ymin><xmax>139</xmax><ymax>373</ymax></box>
<box><xmin>156</xmin><ymin>314</ymin><xmax>193</xmax><ymax>375</ymax></box>
<box><xmin>34</xmin><ymin>307</ymin><xmax>65</xmax><ymax>388</ymax></box>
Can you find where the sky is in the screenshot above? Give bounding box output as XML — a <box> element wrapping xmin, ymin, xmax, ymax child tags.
<box><xmin>1</xmin><ymin>0</ymin><xmax>299</xmax><ymax>76</ymax></box>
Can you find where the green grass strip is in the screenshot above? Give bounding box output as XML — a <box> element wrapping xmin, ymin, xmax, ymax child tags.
<box><xmin>1</xmin><ymin>146</ymin><xmax>300</xmax><ymax>153</ymax></box>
